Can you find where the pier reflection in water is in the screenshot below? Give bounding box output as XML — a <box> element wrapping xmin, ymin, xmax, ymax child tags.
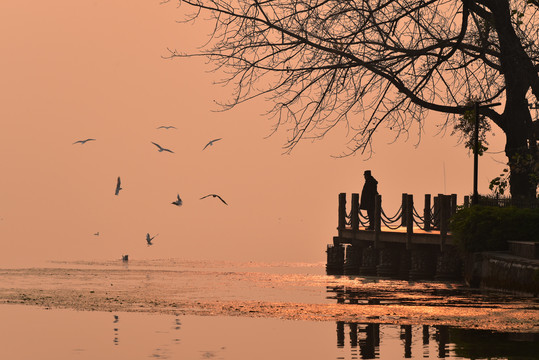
<box><xmin>336</xmin><ymin>323</ymin><xmax>455</xmax><ymax>359</ymax></box>
<box><xmin>325</xmin><ymin>281</ymin><xmax>535</xmax><ymax>308</ymax></box>
<box><xmin>337</xmin><ymin>322</ymin><xmax>379</xmax><ymax>358</ymax></box>
<box><xmin>335</xmin><ymin>322</ymin><xmax>539</xmax><ymax>359</ymax></box>
<box><xmin>327</xmin><ymin>284</ymin><xmax>539</xmax><ymax>359</ymax></box>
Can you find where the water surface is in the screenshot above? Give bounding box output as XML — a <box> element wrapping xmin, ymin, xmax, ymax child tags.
<box><xmin>0</xmin><ymin>259</ymin><xmax>537</xmax><ymax>359</ymax></box>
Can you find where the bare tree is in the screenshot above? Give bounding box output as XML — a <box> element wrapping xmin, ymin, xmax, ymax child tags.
<box><xmin>165</xmin><ymin>0</ymin><xmax>539</xmax><ymax>200</ymax></box>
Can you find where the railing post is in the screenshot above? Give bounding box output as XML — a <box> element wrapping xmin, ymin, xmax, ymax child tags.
<box><xmin>403</xmin><ymin>325</ymin><xmax>412</xmax><ymax>358</ymax></box>
<box><xmin>450</xmin><ymin>194</ymin><xmax>457</xmax><ymax>216</ymax></box>
<box><xmin>351</xmin><ymin>193</ymin><xmax>359</xmax><ymax>231</ymax></box>
<box><xmin>440</xmin><ymin>195</ymin><xmax>450</xmax><ymax>252</ymax></box>
<box><xmin>464</xmin><ymin>195</ymin><xmax>470</xmax><ymax>208</ymax></box>
<box><xmin>406</xmin><ymin>194</ymin><xmax>414</xmax><ymax>250</ymax></box>
<box><xmin>374</xmin><ymin>194</ymin><xmax>382</xmax><ymax>249</ymax></box>
<box><xmin>338</xmin><ymin>193</ymin><xmax>346</xmax><ymax>231</ymax></box>
<box><xmin>424</xmin><ymin>194</ymin><xmax>431</xmax><ymax>231</ymax></box>
<box><xmin>401</xmin><ymin>193</ymin><xmax>408</xmax><ymax>227</ymax></box>
<box><xmin>434</xmin><ymin>194</ymin><xmax>442</xmax><ymax>229</ymax></box>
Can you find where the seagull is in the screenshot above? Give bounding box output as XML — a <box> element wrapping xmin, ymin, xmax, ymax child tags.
<box><xmin>156</xmin><ymin>125</ymin><xmax>177</xmax><ymax>130</ymax></box>
<box><xmin>146</xmin><ymin>233</ymin><xmax>158</xmax><ymax>246</ymax></box>
<box><xmin>115</xmin><ymin>177</ymin><xmax>122</xmax><ymax>195</ymax></box>
<box><xmin>200</xmin><ymin>194</ymin><xmax>228</xmax><ymax>205</ymax></box>
<box><xmin>151</xmin><ymin>142</ymin><xmax>174</xmax><ymax>153</ymax></box>
<box><xmin>172</xmin><ymin>194</ymin><xmax>183</xmax><ymax>206</ymax></box>
<box><xmin>202</xmin><ymin>138</ymin><xmax>222</xmax><ymax>150</ymax></box>
<box><xmin>73</xmin><ymin>138</ymin><xmax>96</xmax><ymax>145</ymax></box>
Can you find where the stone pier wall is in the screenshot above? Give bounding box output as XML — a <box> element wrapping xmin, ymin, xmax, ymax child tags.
<box><xmin>327</xmin><ymin>239</ymin><xmax>539</xmax><ymax>295</ymax></box>
<box><xmin>326</xmin><ymin>242</ymin><xmax>463</xmax><ymax>280</ymax></box>
<box><xmin>465</xmin><ymin>252</ymin><xmax>539</xmax><ymax>295</ymax></box>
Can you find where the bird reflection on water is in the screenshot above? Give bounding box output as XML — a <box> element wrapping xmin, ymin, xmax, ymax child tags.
<box><xmin>113</xmin><ymin>314</ymin><xmax>119</xmax><ymax>345</ymax></box>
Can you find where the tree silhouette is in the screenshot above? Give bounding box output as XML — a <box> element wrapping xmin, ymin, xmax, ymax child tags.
<box><xmin>165</xmin><ymin>0</ymin><xmax>539</xmax><ymax>200</ymax></box>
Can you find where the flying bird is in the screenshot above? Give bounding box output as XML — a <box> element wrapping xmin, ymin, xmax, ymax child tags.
<box><xmin>73</xmin><ymin>138</ymin><xmax>96</xmax><ymax>145</ymax></box>
<box><xmin>172</xmin><ymin>194</ymin><xmax>183</xmax><ymax>206</ymax></box>
<box><xmin>146</xmin><ymin>233</ymin><xmax>158</xmax><ymax>246</ymax></box>
<box><xmin>151</xmin><ymin>142</ymin><xmax>174</xmax><ymax>153</ymax></box>
<box><xmin>202</xmin><ymin>138</ymin><xmax>222</xmax><ymax>150</ymax></box>
<box><xmin>115</xmin><ymin>177</ymin><xmax>122</xmax><ymax>195</ymax></box>
<box><xmin>156</xmin><ymin>125</ymin><xmax>177</xmax><ymax>130</ymax></box>
<box><xmin>200</xmin><ymin>194</ymin><xmax>228</xmax><ymax>205</ymax></box>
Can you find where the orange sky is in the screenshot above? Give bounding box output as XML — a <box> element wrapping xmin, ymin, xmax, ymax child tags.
<box><xmin>0</xmin><ymin>1</ymin><xmax>507</xmax><ymax>266</ymax></box>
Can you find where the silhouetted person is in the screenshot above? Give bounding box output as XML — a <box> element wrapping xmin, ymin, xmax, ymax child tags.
<box><xmin>401</xmin><ymin>325</ymin><xmax>412</xmax><ymax>358</ymax></box>
<box><xmin>360</xmin><ymin>323</ymin><xmax>379</xmax><ymax>358</ymax></box>
<box><xmin>360</xmin><ymin>170</ymin><xmax>378</xmax><ymax>230</ymax></box>
<box><xmin>435</xmin><ymin>325</ymin><xmax>449</xmax><ymax>358</ymax></box>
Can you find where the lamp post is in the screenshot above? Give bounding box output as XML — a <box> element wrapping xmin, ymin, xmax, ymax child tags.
<box><xmin>473</xmin><ymin>102</ymin><xmax>480</xmax><ymax>206</ymax></box>
<box><xmin>472</xmin><ymin>101</ymin><xmax>501</xmax><ymax>205</ymax></box>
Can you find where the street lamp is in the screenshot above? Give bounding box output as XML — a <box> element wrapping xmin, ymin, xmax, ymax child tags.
<box><xmin>472</xmin><ymin>101</ymin><xmax>501</xmax><ymax>205</ymax></box>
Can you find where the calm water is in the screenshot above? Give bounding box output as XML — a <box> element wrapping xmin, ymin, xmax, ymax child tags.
<box><xmin>0</xmin><ymin>259</ymin><xmax>537</xmax><ymax>359</ymax></box>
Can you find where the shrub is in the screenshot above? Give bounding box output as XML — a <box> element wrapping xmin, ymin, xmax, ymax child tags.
<box><xmin>450</xmin><ymin>205</ymin><xmax>539</xmax><ymax>253</ymax></box>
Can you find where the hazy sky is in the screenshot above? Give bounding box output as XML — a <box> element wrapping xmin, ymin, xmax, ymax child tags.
<box><xmin>0</xmin><ymin>1</ymin><xmax>508</xmax><ymax>266</ymax></box>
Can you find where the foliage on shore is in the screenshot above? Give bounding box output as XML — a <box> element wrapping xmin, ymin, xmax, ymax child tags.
<box><xmin>450</xmin><ymin>205</ymin><xmax>539</xmax><ymax>252</ymax></box>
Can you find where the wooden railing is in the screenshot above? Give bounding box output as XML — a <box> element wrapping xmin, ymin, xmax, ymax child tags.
<box><xmin>337</xmin><ymin>193</ymin><xmax>468</xmax><ymax>250</ymax></box>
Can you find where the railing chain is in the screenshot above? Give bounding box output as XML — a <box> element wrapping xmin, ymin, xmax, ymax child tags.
<box><xmin>381</xmin><ymin>206</ymin><xmax>402</xmax><ymax>222</ymax></box>
<box><xmin>381</xmin><ymin>217</ymin><xmax>403</xmax><ymax>230</ymax></box>
<box><xmin>413</xmin><ymin>216</ymin><xmax>426</xmax><ymax>230</ymax></box>
<box><xmin>358</xmin><ymin>210</ymin><xmax>369</xmax><ymax>227</ymax></box>
<box><xmin>412</xmin><ymin>206</ymin><xmax>424</xmax><ymax>222</ymax></box>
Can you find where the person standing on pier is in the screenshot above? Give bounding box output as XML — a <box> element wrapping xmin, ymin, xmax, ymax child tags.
<box><xmin>360</xmin><ymin>170</ymin><xmax>378</xmax><ymax>230</ymax></box>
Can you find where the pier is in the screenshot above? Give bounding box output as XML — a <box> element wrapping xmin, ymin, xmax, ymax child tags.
<box><xmin>327</xmin><ymin>193</ymin><xmax>467</xmax><ymax>279</ymax></box>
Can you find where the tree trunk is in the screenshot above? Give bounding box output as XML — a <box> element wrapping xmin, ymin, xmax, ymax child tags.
<box><xmin>503</xmin><ymin>98</ymin><xmax>538</xmax><ymax>201</ymax></box>
<box><xmin>490</xmin><ymin>0</ymin><xmax>538</xmax><ymax>201</ymax></box>
<box><xmin>505</xmin><ymin>132</ymin><xmax>538</xmax><ymax>202</ymax></box>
